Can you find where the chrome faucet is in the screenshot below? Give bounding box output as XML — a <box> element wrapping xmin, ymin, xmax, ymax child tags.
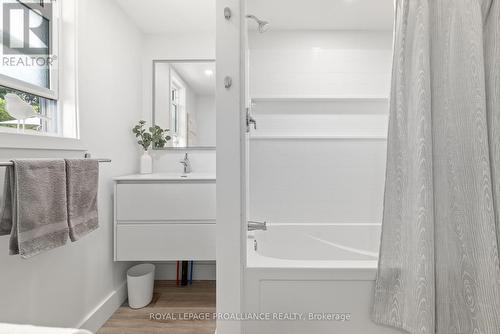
<box><xmin>248</xmin><ymin>221</ymin><xmax>267</xmax><ymax>231</ymax></box>
<box><xmin>180</xmin><ymin>153</ymin><xmax>192</xmax><ymax>174</ymax></box>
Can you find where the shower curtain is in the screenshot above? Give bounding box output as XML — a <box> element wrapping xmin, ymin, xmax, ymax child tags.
<box><xmin>373</xmin><ymin>0</ymin><xmax>500</xmax><ymax>333</ymax></box>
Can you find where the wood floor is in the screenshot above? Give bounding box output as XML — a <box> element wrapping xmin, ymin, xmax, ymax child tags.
<box><xmin>98</xmin><ymin>281</ymin><xmax>216</xmax><ymax>334</ymax></box>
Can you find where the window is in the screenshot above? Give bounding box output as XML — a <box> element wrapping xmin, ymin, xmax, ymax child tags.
<box><xmin>0</xmin><ymin>0</ymin><xmax>73</xmax><ymax>137</ymax></box>
<box><xmin>0</xmin><ymin>85</ymin><xmax>56</xmax><ymax>132</ymax></box>
<box><xmin>169</xmin><ymin>72</ymin><xmax>187</xmax><ymax>147</ymax></box>
<box><xmin>171</xmin><ymin>85</ymin><xmax>179</xmax><ymax>135</ymax></box>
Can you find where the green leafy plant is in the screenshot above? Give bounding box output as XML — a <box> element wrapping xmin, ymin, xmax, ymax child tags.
<box><xmin>151</xmin><ymin>125</ymin><xmax>172</xmax><ymax>149</ymax></box>
<box><xmin>132</xmin><ymin>120</ymin><xmax>171</xmax><ymax>150</ymax></box>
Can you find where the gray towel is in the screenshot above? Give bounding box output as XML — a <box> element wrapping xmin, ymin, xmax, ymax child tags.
<box><xmin>0</xmin><ymin>167</ymin><xmax>14</xmax><ymax>236</ymax></box>
<box><xmin>65</xmin><ymin>159</ymin><xmax>99</xmax><ymax>241</ymax></box>
<box><xmin>0</xmin><ymin>160</ymin><xmax>69</xmax><ymax>258</ymax></box>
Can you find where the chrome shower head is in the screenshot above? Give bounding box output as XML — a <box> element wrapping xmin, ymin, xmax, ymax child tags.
<box><xmin>245</xmin><ymin>14</ymin><xmax>269</xmax><ymax>33</ymax></box>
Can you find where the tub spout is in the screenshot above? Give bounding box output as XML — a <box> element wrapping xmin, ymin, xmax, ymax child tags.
<box><xmin>248</xmin><ymin>221</ymin><xmax>267</xmax><ymax>231</ymax></box>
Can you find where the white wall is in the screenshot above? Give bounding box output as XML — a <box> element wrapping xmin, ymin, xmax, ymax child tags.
<box><xmin>153</xmin><ymin>150</ymin><xmax>216</xmax><ymax>174</ymax></box>
<box><xmin>247</xmin><ymin>30</ymin><xmax>392</xmax><ymax>226</ymax></box>
<box><xmin>250</xmin><ymin>99</ymin><xmax>389</xmax><ymax>138</ymax></box>
<box><xmin>249</xmin><ymin>30</ymin><xmax>393</xmax><ymax>98</ymax></box>
<box><xmin>154</xmin><ymin>62</ymin><xmax>171</xmax><ymax>129</ymax></box>
<box><xmin>248</xmin><ymin>30</ymin><xmax>392</xmax><ymax>138</ymax></box>
<box><xmin>249</xmin><ymin>139</ymin><xmax>387</xmax><ymax>224</ymax></box>
<box><xmin>194</xmin><ymin>95</ymin><xmax>216</xmax><ymax>146</ymax></box>
<box><xmin>0</xmin><ymin>0</ymin><xmax>143</xmax><ymax>331</ymax></box>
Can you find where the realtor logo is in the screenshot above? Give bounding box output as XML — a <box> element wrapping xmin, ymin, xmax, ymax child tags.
<box><xmin>3</xmin><ymin>1</ymin><xmax>52</xmax><ymax>55</ymax></box>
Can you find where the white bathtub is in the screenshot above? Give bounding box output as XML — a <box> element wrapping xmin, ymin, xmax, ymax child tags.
<box><xmin>244</xmin><ymin>224</ymin><xmax>400</xmax><ymax>334</ymax></box>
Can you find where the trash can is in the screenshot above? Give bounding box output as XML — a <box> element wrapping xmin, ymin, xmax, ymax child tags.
<box><xmin>127</xmin><ymin>263</ymin><xmax>155</xmax><ymax>309</ymax></box>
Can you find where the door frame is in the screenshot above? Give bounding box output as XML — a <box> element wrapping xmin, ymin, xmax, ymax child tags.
<box><xmin>216</xmin><ymin>0</ymin><xmax>247</xmax><ymax>333</ymax></box>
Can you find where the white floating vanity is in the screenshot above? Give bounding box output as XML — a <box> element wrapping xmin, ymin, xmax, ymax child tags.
<box><xmin>113</xmin><ymin>173</ymin><xmax>216</xmax><ymax>261</ymax></box>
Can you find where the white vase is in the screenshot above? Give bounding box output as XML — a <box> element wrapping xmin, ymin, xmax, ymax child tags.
<box><xmin>140</xmin><ymin>150</ymin><xmax>153</xmax><ymax>174</ymax></box>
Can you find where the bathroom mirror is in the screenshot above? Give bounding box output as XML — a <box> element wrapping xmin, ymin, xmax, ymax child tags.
<box><xmin>153</xmin><ymin>60</ymin><xmax>216</xmax><ymax>149</ymax></box>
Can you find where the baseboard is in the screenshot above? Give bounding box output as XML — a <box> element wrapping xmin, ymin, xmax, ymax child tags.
<box><xmin>74</xmin><ymin>262</ymin><xmax>214</xmax><ymax>333</ymax></box>
<box><xmin>77</xmin><ymin>281</ymin><xmax>128</xmax><ymax>333</ymax></box>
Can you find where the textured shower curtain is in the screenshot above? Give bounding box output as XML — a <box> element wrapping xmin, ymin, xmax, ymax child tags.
<box><xmin>373</xmin><ymin>0</ymin><xmax>500</xmax><ymax>333</ymax></box>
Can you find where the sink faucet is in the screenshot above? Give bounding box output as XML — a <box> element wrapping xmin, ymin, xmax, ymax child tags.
<box><xmin>180</xmin><ymin>153</ymin><xmax>192</xmax><ymax>174</ymax></box>
<box><xmin>248</xmin><ymin>221</ymin><xmax>267</xmax><ymax>231</ymax></box>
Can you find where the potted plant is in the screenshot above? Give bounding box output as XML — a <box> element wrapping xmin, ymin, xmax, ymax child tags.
<box><xmin>132</xmin><ymin>120</ymin><xmax>171</xmax><ymax>173</ymax></box>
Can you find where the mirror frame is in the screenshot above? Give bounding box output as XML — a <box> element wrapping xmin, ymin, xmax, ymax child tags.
<box><xmin>152</xmin><ymin>59</ymin><xmax>216</xmax><ymax>150</ymax></box>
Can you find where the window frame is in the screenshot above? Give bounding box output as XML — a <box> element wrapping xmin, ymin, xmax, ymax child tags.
<box><xmin>170</xmin><ymin>74</ymin><xmax>187</xmax><ymax>147</ymax></box>
<box><xmin>0</xmin><ymin>0</ymin><xmax>83</xmax><ymax>143</ymax></box>
<box><xmin>170</xmin><ymin>83</ymin><xmax>180</xmax><ymax>135</ymax></box>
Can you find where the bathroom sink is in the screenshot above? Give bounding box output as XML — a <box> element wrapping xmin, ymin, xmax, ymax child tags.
<box><xmin>113</xmin><ymin>173</ymin><xmax>216</xmax><ymax>181</ymax></box>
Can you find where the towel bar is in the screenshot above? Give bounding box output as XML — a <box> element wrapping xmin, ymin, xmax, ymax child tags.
<box><xmin>0</xmin><ymin>159</ymin><xmax>112</xmax><ymax>167</ymax></box>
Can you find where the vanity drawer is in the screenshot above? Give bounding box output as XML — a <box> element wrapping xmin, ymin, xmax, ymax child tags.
<box><xmin>115</xmin><ymin>223</ymin><xmax>215</xmax><ymax>261</ymax></box>
<box><xmin>116</xmin><ymin>182</ymin><xmax>215</xmax><ymax>221</ymax></box>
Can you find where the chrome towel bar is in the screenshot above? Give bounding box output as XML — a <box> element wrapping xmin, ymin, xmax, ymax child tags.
<box><xmin>0</xmin><ymin>159</ymin><xmax>112</xmax><ymax>167</ymax></box>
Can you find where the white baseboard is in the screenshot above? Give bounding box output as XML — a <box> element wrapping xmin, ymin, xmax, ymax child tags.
<box><xmin>74</xmin><ymin>262</ymin><xmax>215</xmax><ymax>333</ymax></box>
<box><xmin>77</xmin><ymin>281</ymin><xmax>128</xmax><ymax>333</ymax></box>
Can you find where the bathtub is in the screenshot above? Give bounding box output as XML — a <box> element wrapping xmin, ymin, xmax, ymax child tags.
<box><xmin>244</xmin><ymin>224</ymin><xmax>400</xmax><ymax>334</ymax></box>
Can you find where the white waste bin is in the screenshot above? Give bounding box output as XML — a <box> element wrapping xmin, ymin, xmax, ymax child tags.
<box><xmin>127</xmin><ymin>263</ymin><xmax>155</xmax><ymax>309</ymax></box>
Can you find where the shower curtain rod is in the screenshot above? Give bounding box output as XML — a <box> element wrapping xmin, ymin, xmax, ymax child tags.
<box><xmin>0</xmin><ymin>159</ymin><xmax>112</xmax><ymax>167</ymax></box>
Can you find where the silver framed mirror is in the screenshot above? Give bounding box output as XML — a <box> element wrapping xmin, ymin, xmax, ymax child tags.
<box><xmin>153</xmin><ymin>59</ymin><xmax>216</xmax><ymax>150</ymax></box>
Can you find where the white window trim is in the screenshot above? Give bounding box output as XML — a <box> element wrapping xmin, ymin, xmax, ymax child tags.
<box><xmin>0</xmin><ymin>74</ymin><xmax>57</xmax><ymax>100</ymax></box>
<box><xmin>169</xmin><ymin>70</ymin><xmax>187</xmax><ymax>147</ymax></box>
<box><xmin>0</xmin><ymin>131</ymin><xmax>86</xmax><ymax>150</ymax></box>
<box><xmin>170</xmin><ymin>81</ymin><xmax>180</xmax><ymax>135</ymax></box>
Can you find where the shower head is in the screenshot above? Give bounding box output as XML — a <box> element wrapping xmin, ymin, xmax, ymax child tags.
<box><xmin>245</xmin><ymin>14</ymin><xmax>269</xmax><ymax>33</ymax></box>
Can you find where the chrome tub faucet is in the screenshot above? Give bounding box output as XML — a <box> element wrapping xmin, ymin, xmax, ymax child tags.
<box><xmin>248</xmin><ymin>221</ymin><xmax>267</xmax><ymax>231</ymax></box>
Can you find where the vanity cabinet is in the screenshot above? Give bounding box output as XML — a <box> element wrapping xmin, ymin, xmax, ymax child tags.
<box><xmin>113</xmin><ymin>174</ymin><xmax>216</xmax><ymax>261</ymax></box>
